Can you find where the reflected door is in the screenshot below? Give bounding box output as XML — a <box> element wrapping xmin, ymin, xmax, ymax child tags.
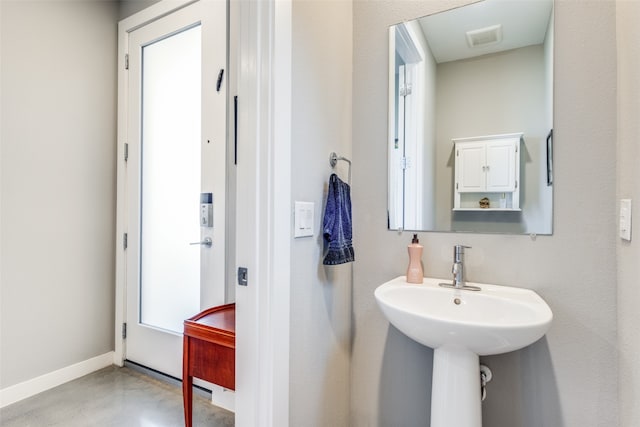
<box><xmin>123</xmin><ymin>0</ymin><xmax>227</xmax><ymax>378</ymax></box>
<box><xmin>389</xmin><ymin>23</ymin><xmax>426</xmax><ymax>231</ymax></box>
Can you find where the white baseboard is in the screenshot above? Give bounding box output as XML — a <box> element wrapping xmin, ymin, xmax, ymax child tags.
<box><xmin>210</xmin><ymin>383</ymin><xmax>235</xmax><ymax>413</ymax></box>
<box><xmin>0</xmin><ymin>351</ymin><xmax>115</xmax><ymax>408</ymax></box>
<box><xmin>193</xmin><ymin>378</ymin><xmax>235</xmax><ymax>413</ymax></box>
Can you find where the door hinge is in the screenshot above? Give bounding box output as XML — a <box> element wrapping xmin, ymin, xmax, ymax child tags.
<box><xmin>400</xmin><ymin>157</ymin><xmax>412</xmax><ymax>170</ymax></box>
<box><xmin>456</xmin><ymin>149</ymin><xmax>459</xmax><ymax>157</ymax></box>
<box><xmin>124</xmin><ymin>143</ymin><xmax>129</xmax><ymax>162</ymax></box>
<box><xmin>125</xmin><ymin>54</ymin><xmax>129</xmax><ymax>70</ymax></box>
<box><xmin>515</xmin><ymin>180</ymin><xmax>518</xmax><ymax>189</ymax></box>
<box><xmin>122</xmin><ymin>323</ymin><xmax>127</xmax><ymax>339</ymax></box>
<box><xmin>123</xmin><ymin>233</ymin><xmax>128</xmax><ymax>250</ymax></box>
<box><xmin>399</xmin><ymin>83</ymin><xmax>412</xmax><ymax>97</ymax></box>
<box><xmin>456</xmin><ymin>182</ymin><xmax>459</xmax><ymax>190</ymax></box>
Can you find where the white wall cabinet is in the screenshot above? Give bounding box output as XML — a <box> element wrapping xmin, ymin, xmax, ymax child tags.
<box><xmin>453</xmin><ymin>133</ymin><xmax>523</xmax><ymax>211</ymax></box>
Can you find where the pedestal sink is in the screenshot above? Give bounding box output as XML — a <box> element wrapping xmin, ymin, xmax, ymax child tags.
<box><xmin>375</xmin><ymin>276</ymin><xmax>553</xmax><ymax>427</ymax></box>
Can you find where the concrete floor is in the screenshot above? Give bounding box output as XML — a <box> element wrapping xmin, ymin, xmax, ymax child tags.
<box><xmin>0</xmin><ymin>366</ymin><xmax>234</xmax><ymax>427</ymax></box>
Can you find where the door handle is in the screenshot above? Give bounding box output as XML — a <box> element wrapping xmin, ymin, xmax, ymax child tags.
<box><xmin>189</xmin><ymin>237</ymin><xmax>212</xmax><ymax>248</ymax></box>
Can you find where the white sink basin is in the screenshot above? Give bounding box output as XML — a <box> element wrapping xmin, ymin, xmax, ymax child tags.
<box><xmin>374</xmin><ymin>276</ymin><xmax>552</xmax><ymax>355</ymax></box>
<box><xmin>375</xmin><ymin>276</ymin><xmax>553</xmax><ymax>427</ymax></box>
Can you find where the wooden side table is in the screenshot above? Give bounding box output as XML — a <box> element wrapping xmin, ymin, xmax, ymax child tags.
<box><xmin>183</xmin><ymin>303</ymin><xmax>235</xmax><ymax>427</ymax></box>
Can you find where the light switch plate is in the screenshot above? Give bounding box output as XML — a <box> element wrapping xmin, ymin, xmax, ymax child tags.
<box><xmin>620</xmin><ymin>199</ymin><xmax>632</xmax><ymax>241</ymax></box>
<box><xmin>294</xmin><ymin>201</ymin><xmax>314</xmax><ymax>238</ymax></box>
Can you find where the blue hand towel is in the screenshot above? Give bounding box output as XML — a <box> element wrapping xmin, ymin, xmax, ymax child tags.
<box><xmin>323</xmin><ymin>173</ymin><xmax>354</xmax><ymax>265</ymax></box>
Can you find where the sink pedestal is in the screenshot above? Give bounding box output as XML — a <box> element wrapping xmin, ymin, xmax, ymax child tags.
<box><xmin>431</xmin><ymin>348</ymin><xmax>482</xmax><ymax>427</ymax></box>
<box><xmin>375</xmin><ymin>277</ymin><xmax>553</xmax><ymax>427</ymax></box>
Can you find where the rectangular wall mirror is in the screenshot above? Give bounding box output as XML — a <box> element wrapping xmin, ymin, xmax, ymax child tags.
<box><xmin>388</xmin><ymin>0</ymin><xmax>554</xmax><ymax>234</ymax></box>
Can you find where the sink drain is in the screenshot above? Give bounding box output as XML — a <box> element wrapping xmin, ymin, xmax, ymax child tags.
<box><xmin>453</xmin><ymin>298</ymin><xmax>461</xmax><ymax>305</ymax></box>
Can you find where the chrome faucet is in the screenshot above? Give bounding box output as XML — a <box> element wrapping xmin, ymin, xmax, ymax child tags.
<box><xmin>439</xmin><ymin>245</ymin><xmax>481</xmax><ymax>291</ymax></box>
<box><xmin>452</xmin><ymin>245</ymin><xmax>470</xmax><ymax>288</ymax></box>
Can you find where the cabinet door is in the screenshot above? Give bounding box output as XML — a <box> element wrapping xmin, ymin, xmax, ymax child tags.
<box><xmin>485</xmin><ymin>140</ymin><xmax>516</xmax><ymax>192</ymax></box>
<box><xmin>457</xmin><ymin>142</ymin><xmax>485</xmax><ymax>192</ymax></box>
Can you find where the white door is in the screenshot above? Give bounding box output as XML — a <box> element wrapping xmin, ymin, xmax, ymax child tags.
<box><xmin>121</xmin><ymin>0</ymin><xmax>227</xmax><ymax>379</ymax></box>
<box><xmin>401</xmin><ymin>62</ymin><xmax>423</xmax><ymax>229</ymax></box>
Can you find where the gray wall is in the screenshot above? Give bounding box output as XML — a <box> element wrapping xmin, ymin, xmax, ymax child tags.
<box><xmin>352</xmin><ymin>1</ymin><xmax>618</xmax><ymax>426</ymax></box>
<box><xmin>289</xmin><ymin>1</ymin><xmax>353</xmax><ymax>425</ymax></box>
<box><xmin>0</xmin><ymin>0</ymin><xmax>118</xmax><ymax>388</ymax></box>
<box><xmin>435</xmin><ymin>45</ymin><xmax>552</xmax><ymax>234</ymax></box>
<box><xmin>118</xmin><ymin>0</ymin><xmax>161</xmax><ymax>21</ymax></box>
<box><xmin>616</xmin><ymin>0</ymin><xmax>640</xmax><ymax>425</ymax></box>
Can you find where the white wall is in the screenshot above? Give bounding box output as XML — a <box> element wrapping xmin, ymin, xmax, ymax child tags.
<box><xmin>289</xmin><ymin>1</ymin><xmax>353</xmax><ymax>425</ymax></box>
<box><xmin>1</xmin><ymin>0</ymin><xmax>118</xmax><ymax>388</ymax></box>
<box><xmin>352</xmin><ymin>1</ymin><xmax>618</xmax><ymax>426</ymax></box>
<box><xmin>544</xmin><ymin>8</ymin><xmax>555</xmax><ymax>130</ymax></box>
<box><xmin>616</xmin><ymin>0</ymin><xmax>640</xmax><ymax>425</ymax></box>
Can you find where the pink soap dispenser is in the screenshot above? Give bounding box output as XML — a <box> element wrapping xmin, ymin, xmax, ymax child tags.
<box><xmin>406</xmin><ymin>234</ymin><xmax>424</xmax><ymax>284</ymax></box>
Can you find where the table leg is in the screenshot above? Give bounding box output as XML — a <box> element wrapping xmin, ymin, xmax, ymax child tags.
<box><xmin>183</xmin><ymin>336</ymin><xmax>193</xmax><ymax>427</ymax></box>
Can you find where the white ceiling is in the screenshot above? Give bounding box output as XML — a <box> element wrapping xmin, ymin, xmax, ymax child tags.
<box><xmin>418</xmin><ymin>0</ymin><xmax>553</xmax><ymax>64</ymax></box>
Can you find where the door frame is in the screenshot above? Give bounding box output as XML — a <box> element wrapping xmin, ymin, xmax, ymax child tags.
<box><xmin>234</xmin><ymin>1</ymin><xmax>292</xmax><ymax>425</ymax></box>
<box><xmin>115</xmin><ymin>1</ymin><xmax>292</xmax><ymax>426</ymax></box>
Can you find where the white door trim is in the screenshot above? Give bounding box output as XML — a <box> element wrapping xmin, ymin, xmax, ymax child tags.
<box><xmin>235</xmin><ymin>0</ymin><xmax>291</xmax><ymax>426</ymax></box>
